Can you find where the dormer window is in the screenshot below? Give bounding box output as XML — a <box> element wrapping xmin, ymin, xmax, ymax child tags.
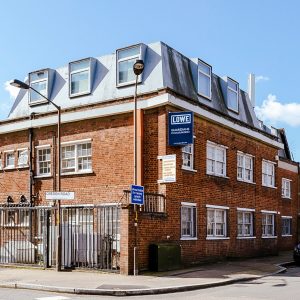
<box><xmin>29</xmin><ymin>70</ymin><xmax>49</xmax><ymax>104</ymax></box>
<box><xmin>69</xmin><ymin>59</ymin><xmax>92</xmax><ymax>97</ymax></box>
<box><xmin>227</xmin><ymin>78</ymin><xmax>239</xmax><ymax>112</ymax></box>
<box><xmin>116</xmin><ymin>44</ymin><xmax>145</xmax><ymax>86</ymax></box>
<box><xmin>198</xmin><ymin>60</ymin><xmax>212</xmax><ymax>99</ymax></box>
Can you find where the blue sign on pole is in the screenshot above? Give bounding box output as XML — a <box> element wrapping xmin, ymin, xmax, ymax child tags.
<box><xmin>168</xmin><ymin>112</ymin><xmax>194</xmax><ymax>146</ymax></box>
<box><xmin>131</xmin><ymin>185</ymin><xmax>144</xmax><ymax>205</ymax></box>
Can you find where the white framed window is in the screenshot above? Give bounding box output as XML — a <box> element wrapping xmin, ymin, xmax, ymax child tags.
<box><xmin>282</xmin><ymin>178</ymin><xmax>291</xmax><ymax>199</ymax></box>
<box><xmin>282</xmin><ymin>217</ymin><xmax>292</xmax><ymax>236</ymax></box>
<box><xmin>61</xmin><ymin>141</ymin><xmax>92</xmax><ymax>174</ymax></box>
<box><xmin>181</xmin><ymin>202</ymin><xmax>197</xmax><ymax>239</ymax></box>
<box><xmin>182</xmin><ymin>138</ymin><xmax>195</xmax><ymax>171</ymax></box>
<box><xmin>37</xmin><ymin>147</ymin><xmax>51</xmax><ymax>176</ymax></box>
<box><xmin>69</xmin><ymin>58</ymin><xmax>91</xmax><ymax>97</ymax></box>
<box><xmin>262</xmin><ymin>160</ymin><xmax>275</xmax><ymax>188</ymax></box>
<box><xmin>206</xmin><ymin>141</ymin><xmax>227</xmax><ymax>177</ymax></box>
<box><xmin>207</xmin><ymin>207</ymin><xmax>228</xmax><ymax>237</ymax></box>
<box><xmin>17</xmin><ymin>148</ymin><xmax>28</xmax><ymax>168</ymax></box>
<box><xmin>29</xmin><ymin>70</ymin><xmax>49</xmax><ymax>104</ymax></box>
<box><xmin>262</xmin><ymin>213</ymin><xmax>275</xmax><ymax>237</ymax></box>
<box><xmin>116</xmin><ymin>45</ymin><xmax>142</xmax><ymax>86</ymax></box>
<box><xmin>227</xmin><ymin>78</ymin><xmax>239</xmax><ymax>112</ymax></box>
<box><xmin>237</xmin><ymin>210</ymin><xmax>254</xmax><ymax>237</ymax></box>
<box><xmin>4</xmin><ymin>151</ymin><xmax>15</xmax><ymax>169</ymax></box>
<box><xmin>198</xmin><ymin>60</ymin><xmax>212</xmax><ymax>99</ymax></box>
<box><xmin>237</xmin><ymin>152</ymin><xmax>253</xmax><ymax>183</ymax></box>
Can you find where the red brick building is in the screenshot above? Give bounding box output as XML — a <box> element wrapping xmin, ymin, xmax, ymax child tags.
<box><xmin>0</xmin><ymin>42</ymin><xmax>298</xmax><ymax>274</ymax></box>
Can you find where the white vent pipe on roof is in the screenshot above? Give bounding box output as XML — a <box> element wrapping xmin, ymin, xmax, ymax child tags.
<box><xmin>248</xmin><ymin>73</ymin><xmax>256</xmax><ymax>107</ymax></box>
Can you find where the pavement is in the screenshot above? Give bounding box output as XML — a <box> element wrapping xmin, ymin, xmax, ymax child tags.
<box><xmin>0</xmin><ymin>251</ymin><xmax>294</xmax><ymax>297</ymax></box>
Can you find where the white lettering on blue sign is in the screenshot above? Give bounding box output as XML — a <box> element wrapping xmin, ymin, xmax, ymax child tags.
<box><xmin>171</xmin><ymin>114</ymin><xmax>191</xmax><ymax>125</ymax></box>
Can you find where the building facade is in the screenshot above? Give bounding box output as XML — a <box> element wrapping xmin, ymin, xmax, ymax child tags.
<box><xmin>0</xmin><ymin>42</ymin><xmax>298</xmax><ymax>274</ymax></box>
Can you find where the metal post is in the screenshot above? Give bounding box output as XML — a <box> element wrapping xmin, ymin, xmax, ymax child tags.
<box><xmin>133</xmin><ymin>74</ymin><xmax>138</xmax><ymax>276</ymax></box>
<box><xmin>56</xmin><ymin>107</ymin><xmax>62</xmax><ymax>271</ymax></box>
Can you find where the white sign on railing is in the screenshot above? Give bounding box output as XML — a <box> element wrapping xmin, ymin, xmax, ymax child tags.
<box><xmin>45</xmin><ymin>191</ymin><xmax>75</xmax><ymax>200</ymax></box>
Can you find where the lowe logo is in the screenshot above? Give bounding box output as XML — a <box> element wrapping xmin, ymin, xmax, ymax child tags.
<box><xmin>171</xmin><ymin>114</ymin><xmax>191</xmax><ymax>125</ymax></box>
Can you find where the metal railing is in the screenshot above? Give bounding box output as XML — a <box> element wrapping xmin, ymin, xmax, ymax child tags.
<box><xmin>123</xmin><ymin>190</ymin><xmax>166</xmax><ymax>214</ymax></box>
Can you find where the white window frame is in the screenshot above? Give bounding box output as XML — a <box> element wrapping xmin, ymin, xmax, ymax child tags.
<box><xmin>198</xmin><ymin>59</ymin><xmax>212</xmax><ymax>99</ymax></box>
<box><xmin>180</xmin><ymin>202</ymin><xmax>197</xmax><ymax>240</ymax></box>
<box><xmin>61</xmin><ymin>139</ymin><xmax>92</xmax><ymax>175</ymax></box>
<box><xmin>227</xmin><ymin>78</ymin><xmax>239</xmax><ymax>112</ymax></box>
<box><xmin>262</xmin><ymin>160</ymin><xmax>276</xmax><ymax>188</ymax></box>
<box><xmin>182</xmin><ymin>136</ymin><xmax>196</xmax><ymax>171</ymax></box>
<box><xmin>29</xmin><ymin>69</ymin><xmax>49</xmax><ymax>105</ymax></box>
<box><xmin>36</xmin><ymin>145</ymin><xmax>51</xmax><ymax>177</ymax></box>
<box><xmin>206</xmin><ymin>205</ymin><xmax>229</xmax><ymax>239</ymax></box>
<box><xmin>282</xmin><ymin>178</ymin><xmax>291</xmax><ymax>199</ymax></box>
<box><xmin>69</xmin><ymin>58</ymin><xmax>92</xmax><ymax>97</ymax></box>
<box><xmin>261</xmin><ymin>212</ymin><xmax>276</xmax><ymax>238</ymax></box>
<box><xmin>206</xmin><ymin>141</ymin><xmax>227</xmax><ymax>177</ymax></box>
<box><xmin>281</xmin><ymin>216</ymin><xmax>292</xmax><ymax>237</ymax></box>
<box><xmin>237</xmin><ymin>209</ymin><xmax>254</xmax><ymax>237</ymax></box>
<box><xmin>237</xmin><ymin>152</ymin><xmax>254</xmax><ymax>183</ymax></box>
<box><xmin>17</xmin><ymin>148</ymin><xmax>29</xmax><ymax>168</ymax></box>
<box><xmin>116</xmin><ymin>45</ymin><xmax>142</xmax><ymax>86</ymax></box>
<box><xmin>4</xmin><ymin>150</ymin><xmax>15</xmax><ymax>169</ymax></box>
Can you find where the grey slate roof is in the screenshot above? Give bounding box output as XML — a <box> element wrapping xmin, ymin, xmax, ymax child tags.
<box><xmin>8</xmin><ymin>41</ymin><xmax>262</xmax><ymax>134</ymax></box>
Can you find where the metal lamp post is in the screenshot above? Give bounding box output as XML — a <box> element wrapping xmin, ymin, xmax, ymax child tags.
<box><xmin>10</xmin><ymin>79</ymin><xmax>62</xmax><ymax>271</ymax></box>
<box><xmin>132</xmin><ymin>60</ymin><xmax>144</xmax><ymax>276</ymax></box>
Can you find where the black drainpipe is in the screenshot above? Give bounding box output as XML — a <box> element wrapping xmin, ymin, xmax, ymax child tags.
<box><xmin>29</xmin><ymin>113</ymin><xmax>35</xmax><ymax>207</ymax></box>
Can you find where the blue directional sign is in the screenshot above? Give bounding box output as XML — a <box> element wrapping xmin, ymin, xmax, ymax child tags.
<box><xmin>168</xmin><ymin>111</ymin><xmax>194</xmax><ymax>146</ymax></box>
<box><xmin>131</xmin><ymin>185</ymin><xmax>144</xmax><ymax>205</ymax></box>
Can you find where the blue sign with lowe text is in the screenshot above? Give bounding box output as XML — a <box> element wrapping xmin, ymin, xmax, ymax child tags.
<box><xmin>168</xmin><ymin>112</ymin><xmax>194</xmax><ymax>146</ymax></box>
<box><xmin>131</xmin><ymin>185</ymin><xmax>144</xmax><ymax>205</ymax></box>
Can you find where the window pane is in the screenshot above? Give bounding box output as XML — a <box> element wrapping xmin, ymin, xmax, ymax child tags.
<box><xmin>118</xmin><ymin>47</ymin><xmax>140</xmax><ymax>60</ymax></box>
<box><xmin>31</xmin><ymin>81</ymin><xmax>47</xmax><ymax>102</ymax></box>
<box><xmin>198</xmin><ymin>62</ymin><xmax>211</xmax><ymax>75</ymax></box>
<box><xmin>30</xmin><ymin>71</ymin><xmax>47</xmax><ymax>81</ymax></box>
<box><xmin>228</xmin><ymin>89</ymin><xmax>238</xmax><ymax>111</ymax></box>
<box><xmin>70</xmin><ymin>60</ymin><xmax>90</xmax><ymax>72</ymax></box>
<box><xmin>119</xmin><ymin>59</ymin><xmax>136</xmax><ymax>84</ymax></box>
<box><xmin>198</xmin><ymin>73</ymin><xmax>211</xmax><ymax>97</ymax></box>
<box><xmin>71</xmin><ymin>70</ymin><xmax>89</xmax><ymax>94</ymax></box>
<box><xmin>228</xmin><ymin>80</ymin><xmax>238</xmax><ymax>91</ymax></box>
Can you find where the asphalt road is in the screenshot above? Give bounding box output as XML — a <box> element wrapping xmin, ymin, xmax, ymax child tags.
<box><xmin>1</xmin><ymin>266</ymin><xmax>300</xmax><ymax>300</ymax></box>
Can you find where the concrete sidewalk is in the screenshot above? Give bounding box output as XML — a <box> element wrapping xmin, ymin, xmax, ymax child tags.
<box><xmin>0</xmin><ymin>251</ymin><xmax>293</xmax><ymax>296</ymax></box>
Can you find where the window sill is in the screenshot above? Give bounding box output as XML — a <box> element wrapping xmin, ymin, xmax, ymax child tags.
<box><xmin>17</xmin><ymin>165</ymin><xmax>29</xmax><ymax>169</ymax></box>
<box><xmin>206</xmin><ymin>173</ymin><xmax>229</xmax><ymax>179</ymax></box>
<box><xmin>282</xmin><ymin>197</ymin><xmax>292</xmax><ymax>200</ymax></box>
<box><xmin>206</xmin><ymin>237</ymin><xmax>230</xmax><ymax>240</ymax></box>
<box><xmin>29</xmin><ymin>99</ymin><xmax>49</xmax><ymax>106</ymax></box>
<box><xmin>69</xmin><ymin>91</ymin><xmax>91</xmax><ymax>98</ymax></box>
<box><xmin>197</xmin><ymin>92</ymin><xmax>212</xmax><ymax>101</ymax></box>
<box><xmin>61</xmin><ymin>170</ymin><xmax>94</xmax><ymax>176</ymax></box>
<box><xmin>116</xmin><ymin>80</ymin><xmax>142</xmax><ymax>88</ymax></box>
<box><xmin>262</xmin><ymin>185</ymin><xmax>277</xmax><ymax>189</ymax></box>
<box><xmin>34</xmin><ymin>174</ymin><xmax>52</xmax><ymax>179</ymax></box>
<box><xmin>237</xmin><ymin>236</ymin><xmax>256</xmax><ymax>240</ymax></box>
<box><xmin>237</xmin><ymin>179</ymin><xmax>256</xmax><ymax>185</ymax></box>
<box><xmin>262</xmin><ymin>236</ymin><xmax>277</xmax><ymax>239</ymax></box>
<box><xmin>180</xmin><ymin>237</ymin><xmax>198</xmax><ymax>241</ymax></box>
<box><xmin>282</xmin><ymin>234</ymin><xmax>292</xmax><ymax>237</ymax></box>
<box><xmin>182</xmin><ymin>166</ymin><xmax>197</xmax><ymax>173</ymax></box>
<box><xmin>3</xmin><ymin>167</ymin><xmax>16</xmax><ymax>170</ymax></box>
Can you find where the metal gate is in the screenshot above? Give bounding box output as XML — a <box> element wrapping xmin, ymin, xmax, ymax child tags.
<box><xmin>0</xmin><ymin>204</ymin><xmax>120</xmax><ymax>271</ymax></box>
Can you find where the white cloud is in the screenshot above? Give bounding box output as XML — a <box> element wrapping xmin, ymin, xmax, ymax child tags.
<box><xmin>255</xmin><ymin>75</ymin><xmax>270</xmax><ymax>83</ymax></box>
<box><xmin>255</xmin><ymin>94</ymin><xmax>300</xmax><ymax>127</ymax></box>
<box><xmin>4</xmin><ymin>80</ymin><xmax>19</xmax><ymax>99</ymax></box>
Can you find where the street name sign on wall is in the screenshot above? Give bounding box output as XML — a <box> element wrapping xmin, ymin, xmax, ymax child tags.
<box><xmin>131</xmin><ymin>185</ymin><xmax>144</xmax><ymax>205</ymax></box>
<box><xmin>158</xmin><ymin>154</ymin><xmax>176</xmax><ymax>183</ymax></box>
<box><xmin>168</xmin><ymin>111</ymin><xmax>194</xmax><ymax>146</ymax></box>
<box><xmin>45</xmin><ymin>191</ymin><xmax>75</xmax><ymax>200</ymax></box>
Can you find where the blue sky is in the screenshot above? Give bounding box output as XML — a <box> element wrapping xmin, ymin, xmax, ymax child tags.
<box><xmin>1</xmin><ymin>0</ymin><xmax>300</xmax><ymax>160</ymax></box>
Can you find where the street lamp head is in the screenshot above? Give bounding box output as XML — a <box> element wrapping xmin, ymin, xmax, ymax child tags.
<box><xmin>133</xmin><ymin>60</ymin><xmax>144</xmax><ymax>76</ymax></box>
<box><xmin>10</xmin><ymin>79</ymin><xmax>30</xmax><ymax>90</ymax></box>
